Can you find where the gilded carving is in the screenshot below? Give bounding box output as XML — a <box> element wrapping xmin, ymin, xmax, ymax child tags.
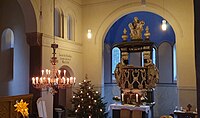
<box><xmin>128</xmin><ymin>17</ymin><xmax>145</xmax><ymax>40</ymax></box>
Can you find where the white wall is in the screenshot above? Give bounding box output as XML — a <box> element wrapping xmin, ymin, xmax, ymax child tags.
<box><xmin>81</xmin><ymin>0</ymin><xmax>196</xmax><ymax>108</ymax></box>
<box><xmin>0</xmin><ymin>0</ymin><xmax>29</xmax><ymax>96</ymax></box>
<box><xmin>27</xmin><ymin>0</ymin><xmax>196</xmax><ymax>117</ymax></box>
<box><xmin>31</xmin><ymin>0</ymin><xmax>83</xmax><ymax>117</ymax></box>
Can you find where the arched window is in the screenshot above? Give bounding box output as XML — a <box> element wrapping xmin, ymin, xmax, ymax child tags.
<box><xmin>54</xmin><ymin>8</ymin><xmax>61</xmax><ymax>37</ymax></box>
<box><xmin>112</xmin><ymin>47</ymin><xmax>120</xmax><ymax>82</ymax></box>
<box><xmin>158</xmin><ymin>42</ymin><xmax>173</xmax><ymax>83</ymax></box>
<box><xmin>152</xmin><ymin>47</ymin><xmax>156</xmax><ymax>65</ymax></box>
<box><xmin>66</xmin><ymin>14</ymin><xmax>75</xmax><ymax>40</ymax></box>
<box><xmin>54</xmin><ymin>8</ymin><xmax>64</xmax><ymax>38</ymax></box>
<box><xmin>1</xmin><ymin>28</ymin><xmax>14</xmax><ymax>79</ymax></box>
<box><xmin>173</xmin><ymin>44</ymin><xmax>177</xmax><ymax>83</ymax></box>
<box><xmin>112</xmin><ymin>47</ymin><xmax>120</xmax><ymax>74</ymax></box>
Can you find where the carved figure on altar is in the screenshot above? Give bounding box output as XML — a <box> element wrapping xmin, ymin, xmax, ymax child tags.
<box><xmin>129</xmin><ymin>17</ymin><xmax>145</xmax><ymax>40</ymax></box>
<box><xmin>114</xmin><ymin>58</ymin><xmax>125</xmax><ymax>87</ymax></box>
<box><xmin>144</xmin><ymin>59</ymin><xmax>159</xmax><ymax>88</ymax></box>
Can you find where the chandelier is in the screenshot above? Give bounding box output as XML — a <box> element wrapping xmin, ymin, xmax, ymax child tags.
<box><xmin>31</xmin><ymin>43</ymin><xmax>76</xmax><ymax>93</ymax></box>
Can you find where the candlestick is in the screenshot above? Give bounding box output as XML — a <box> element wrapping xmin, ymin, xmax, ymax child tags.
<box><xmin>32</xmin><ymin>77</ymin><xmax>35</xmax><ymax>85</ymax></box>
<box><xmin>121</xmin><ymin>93</ymin><xmax>124</xmax><ymax>101</ymax></box>
<box><xmin>40</xmin><ymin>77</ymin><xmax>43</xmax><ymax>84</ymax></box>
<box><xmin>42</xmin><ymin>70</ymin><xmax>44</xmax><ymax>75</ymax></box>
<box><xmin>36</xmin><ymin>77</ymin><xmax>39</xmax><ymax>84</ymax></box>
<box><xmin>136</xmin><ymin>94</ymin><xmax>139</xmax><ymax>102</ymax></box>
<box><xmin>58</xmin><ymin>70</ymin><xmax>61</xmax><ymax>75</ymax></box>
<box><xmin>64</xmin><ymin>70</ymin><xmax>66</xmax><ymax>76</ymax></box>
<box><xmin>46</xmin><ymin>69</ymin><xmax>48</xmax><ymax>75</ymax></box>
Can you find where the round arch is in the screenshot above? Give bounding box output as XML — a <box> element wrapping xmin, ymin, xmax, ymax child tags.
<box><xmin>54</xmin><ymin>65</ymin><xmax>75</xmax><ymax>110</ymax></box>
<box><xmin>59</xmin><ymin>65</ymin><xmax>75</xmax><ymax>77</ymax></box>
<box><xmin>94</xmin><ymin>1</ymin><xmax>184</xmax><ymax>85</ymax></box>
<box><xmin>95</xmin><ymin>2</ymin><xmax>183</xmax><ymax>44</ymax></box>
<box><xmin>17</xmin><ymin>0</ymin><xmax>37</xmax><ymax>32</ymax></box>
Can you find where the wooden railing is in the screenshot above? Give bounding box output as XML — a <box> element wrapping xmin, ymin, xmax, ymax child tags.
<box><xmin>0</xmin><ymin>94</ymin><xmax>33</xmax><ymax>118</ymax></box>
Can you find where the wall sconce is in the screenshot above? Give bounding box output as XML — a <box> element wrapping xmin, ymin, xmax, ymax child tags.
<box><xmin>87</xmin><ymin>29</ymin><xmax>92</xmax><ymax>39</ymax></box>
<box><xmin>161</xmin><ymin>19</ymin><xmax>167</xmax><ymax>31</ymax></box>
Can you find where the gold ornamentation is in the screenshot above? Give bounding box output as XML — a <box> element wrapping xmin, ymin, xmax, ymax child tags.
<box><xmin>128</xmin><ymin>17</ymin><xmax>145</xmax><ymax>40</ymax></box>
<box><xmin>144</xmin><ymin>59</ymin><xmax>159</xmax><ymax>89</ymax></box>
<box><xmin>122</xmin><ymin>28</ymin><xmax>128</xmax><ymax>41</ymax></box>
<box><xmin>14</xmin><ymin>99</ymin><xmax>29</xmax><ymax>118</ymax></box>
<box><xmin>144</xmin><ymin>26</ymin><xmax>150</xmax><ymax>40</ymax></box>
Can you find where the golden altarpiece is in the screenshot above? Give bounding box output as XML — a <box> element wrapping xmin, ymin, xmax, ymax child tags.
<box><xmin>114</xmin><ymin>17</ymin><xmax>159</xmax><ymax>106</ymax></box>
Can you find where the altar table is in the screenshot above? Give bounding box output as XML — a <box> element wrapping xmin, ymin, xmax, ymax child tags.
<box><xmin>109</xmin><ymin>104</ymin><xmax>151</xmax><ymax>118</ymax></box>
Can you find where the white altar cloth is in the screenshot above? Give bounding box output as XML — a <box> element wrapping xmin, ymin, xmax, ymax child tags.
<box><xmin>108</xmin><ymin>103</ymin><xmax>151</xmax><ymax>118</ymax></box>
<box><xmin>109</xmin><ymin>103</ymin><xmax>150</xmax><ymax>113</ymax></box>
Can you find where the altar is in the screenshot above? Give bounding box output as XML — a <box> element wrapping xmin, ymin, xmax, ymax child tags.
<box><xmin>109</xmin><ymin>103</ymin><xmax>152</xmax><ymax>118</ymax></box>
<box><xmin>111</xmin><ymin>17</ymin><xmax>159</xmax><ymax>118</ymax></box>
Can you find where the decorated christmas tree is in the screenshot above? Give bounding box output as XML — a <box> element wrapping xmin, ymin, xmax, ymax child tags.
<box><xmin>72</xmin><ymin>75</ymin><xmax>108</xmax><ymax>118</ymax></box>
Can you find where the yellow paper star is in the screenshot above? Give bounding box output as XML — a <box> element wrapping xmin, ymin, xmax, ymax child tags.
<box><xmin>14</xmin><ymin>99</ymin><xmax>29</xmax><ymax>117</ymax></box>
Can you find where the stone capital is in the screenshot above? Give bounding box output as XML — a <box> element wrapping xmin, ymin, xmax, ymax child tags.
<box><xmin>26</xmin><ymin>32</ymin><xmax>43</xmax><ymax>46</ymax></box>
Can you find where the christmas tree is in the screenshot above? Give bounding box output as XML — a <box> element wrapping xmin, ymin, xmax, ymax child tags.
<box><xmin>72</xmin><ymin>75</ymin><xmax>108</xmax><ymax>118</ymax></box>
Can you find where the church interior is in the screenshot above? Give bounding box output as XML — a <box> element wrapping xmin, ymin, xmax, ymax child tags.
<box><xmin>0</xmin><ymin>0</ymin><xmax>200</xmax><ymax>118</ymax></box>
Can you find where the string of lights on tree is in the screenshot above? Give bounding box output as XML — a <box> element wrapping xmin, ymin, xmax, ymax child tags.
<box><xmin>71</xmin><ymin>75</ymin><xmax>108</xmax><ymax>118</ymax></box>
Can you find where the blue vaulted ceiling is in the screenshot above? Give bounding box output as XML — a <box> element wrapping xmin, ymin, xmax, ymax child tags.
<box><xmin>104</xmin><ymin>11</ymin><xmax>175</xmax><ymax>47</ymax></box>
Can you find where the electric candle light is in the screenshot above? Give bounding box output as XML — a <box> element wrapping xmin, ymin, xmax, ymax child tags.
<box><xmin>67</xmin><ymin>78</ymin><xmax>69</xmax><ymax>84</ymax></box>
<box><xmin>58</xmin><ymin>70</ymin><xmax>61</xmax><ymax>75</ymax></box>
<box><xmin>136</xmin><ymin>94</ymin><xmax>139</xmax><ymax>102</ymax></box>
<box><xmin>36</xmin><ymin>77</ymin><xmax>39</xmax><ymax>84</ymax></box>
<box><xmin>42</xmin><ymin>70</ymin><xmax>44</xmax><ymax>75</ymax></box>
<box><xmin>40</xmin><ymin>77</ymin><xmax>43</xmax><ymax>84</ymax></box>
<box><xmin>64</xmin><ymin>70</ymin><xmax>66</xmax><ymax>76</ymax></box>
<box><xmin>121</xmin><ymin>93</ymin><xmax>124</xmax><ymax>101</ymax></box>
<box><xmin>48</xmin><ymin>77</ymin><xmax>50</xmax><ymax>84</ymax></box>
<box><xmin>32</xmin><ymin>77</ymin><xmax>35</xmax><ymax>85</ymax></box>
<box><xmin>46</xmin><ymin>69</ymin><xmax>48</xmax><ymax>75</ymax></box>
<box><xmin>70</xmin><ymin>77</ymin><xmax>73</xmax><ymax>84</ymax></box>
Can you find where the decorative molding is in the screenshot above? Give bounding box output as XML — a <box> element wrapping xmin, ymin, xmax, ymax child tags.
<box><xmin>26</xmin><ymin>32</ymin><xmax>43</xmax><ymax>46</ymax></box>
<box><xmin>178</xmin><ymin>86</ymin><xmax>197</xmax><ymax>91</ymax></box>
<box><xmin>42</xmin><ymin>33</ymin><xmax>83</xmax><ymax>53</ymax></box>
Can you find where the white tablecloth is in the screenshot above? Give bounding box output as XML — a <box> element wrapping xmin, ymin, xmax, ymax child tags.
<box><xmin>109</xmin><ymin>103</ymin><xmax>150</xmax><ymax>113</ymax></box>
<box><xmin>108</xmin><ymin>103</ymin><xmax>151</xmax><ymax>118</ymax></box>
